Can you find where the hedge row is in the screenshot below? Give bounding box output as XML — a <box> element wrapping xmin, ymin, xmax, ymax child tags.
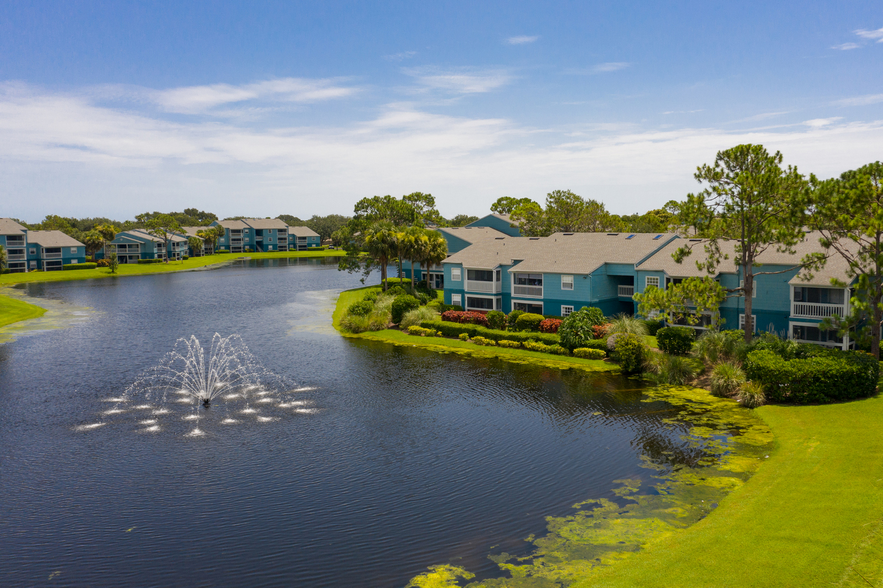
<box><xmin>137</xmin><ymin>258</ymin><xmax>164</xmax><ymax>264</ymax></box>
<box><xmin>419</xmin><ymin>320</ymin><xmax>560</xmax><ymax>345</ymax></box>
<box><xmin>745</xmin><ymin>348</ymin><xmax>879</xmax><ymax>404</ymax></box>
<box><xmin>63</xmin><ymin>262</ymin><xmax>97</xmax><ymax>271</ymax></box>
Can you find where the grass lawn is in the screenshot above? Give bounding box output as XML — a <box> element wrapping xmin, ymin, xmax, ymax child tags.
<box><xmin>0</xmin><ymin>294</ymin><xmax>47</xmax><ymax>328</ymax></box>
<box><xmin>573</xmin><ymin>396</ymin><xmax>883</xmax><ymax>587</ymax></box>
<box><xmin>0</xmin><ymin>249</ymin><xmax>343</xmax><ymax>286</ymax></box>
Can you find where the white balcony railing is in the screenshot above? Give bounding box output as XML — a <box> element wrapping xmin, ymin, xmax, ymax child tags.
<box><xmin>513</xmin><ymin>284</ymin><xmax>543</xmax><ymax>297</ymax></box>
<box><xmin>43</xmin><ymin>252</ymin><xmax>62</xmax><ymax>259</ymax></box>
<box><xmin>466</xmin><ymin>280</ymin><xmax>501</xmax><ymax>293</ymax></box>
<box><xmin>791</xmin><ymin>302</ymin><xmax>846</xmax><ymax>318</ymax></box>
<box><xmin>618</xmin><ymin>285</ymin><xmax>634</xmax><ymax>297</ymax></box>
<box><xmin>8</xmin><ymin>253</ymin><xmax>25</xmax><ymax>261</ymax></box>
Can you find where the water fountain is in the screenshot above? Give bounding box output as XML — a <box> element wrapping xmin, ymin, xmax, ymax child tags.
<box><xmin>81</xmin><ymin>334</ymin><xmax>315</xmax><ymax>435</ymax></box>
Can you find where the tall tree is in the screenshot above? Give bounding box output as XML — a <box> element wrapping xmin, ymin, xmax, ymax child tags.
<box><xmin>363</xmin><ymin>222</ymin><xmax>398</xmax><ymax>291</ymax></box>
<box><xmin>138</xmin><ymin>213</ymin><xmax>182</xmax><ymax>263</ymax></box>
<box><xmin>490</xmin><ymin>196</ymin><xmax>536</xmax><ymax>215</ymax></box>
<box><xmin>81</xmin><ymin>230</ymin><xmax>105</xmax><ymax>258</ymax></box>
<box><xmin>669</xmin><ymin>144</ymin><xmax>814</xmax><ymax>341</ymax></box>
<box><xmin>412</xmin><ymin>229</ymin><xmax>448</xmax><ymax>291</ymax></box>
<box><xmin>187</xmin><ymin>236</ymin><xmax>203</xmax><ymax>257</ymax></box>
<box><xmin>445</xmin><ymin>214</ymin><xmax>479</xmax><ymax>227</ymax></box>
<box><xmin>509</xmin><ymin>190</ymin><xmax>618</xmax><ymax>237</ymax></box>
<box><xmin>810</xmin><ymin>161</ymin><xmax>883</xmax><ymax>358</ymax></box>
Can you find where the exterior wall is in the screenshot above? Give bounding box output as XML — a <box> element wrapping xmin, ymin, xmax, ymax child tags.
<box><xmin>26</xmin><ymin>244</ymin><xmax>86</xmax><ymax>270</ymax></box>
<box><xmin>443</xmin><ymin>263</ymin><xmax>466</xmax><ymax>307</ymax></box>
<box><xmin>1</xmin><ymin>230</ymin><xmax>29</xmax><ymax>272</ymax></box>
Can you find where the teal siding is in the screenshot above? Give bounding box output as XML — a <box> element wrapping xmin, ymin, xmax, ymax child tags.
<box><xmin>466</xmin><ymin>215</ymin><xmax>521</xmax><ymax>237</ymax></box>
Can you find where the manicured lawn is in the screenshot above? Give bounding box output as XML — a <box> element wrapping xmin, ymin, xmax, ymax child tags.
<box><xmin>0</xmin><ymin>250</ymin><xmax>342</xmax><ymax>286</ymax></box>
<box><xmin>575</xmin><ymin>396</ymin><xmax>883</xmax><ymax>587</ymax></box>
<box><xmin>0</xmin><ymin>294</ymin><xmax>46</xmax><ymax>328</ymax></box>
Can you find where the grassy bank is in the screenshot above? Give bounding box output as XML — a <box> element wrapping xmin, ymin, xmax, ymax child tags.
<box><xmin>0</xmin><ymin>249</ymin><xmax>342</xmax><ymax>286</ymax></box>
<box><xmin>333</xmin><ymin>285</ymin><xmax>616</xmax><ymax>373</ymax></box>
<box><xmin>0</xmin><ymin>294</ymin><xmax>47</xmax><ymax>328</ymax></box>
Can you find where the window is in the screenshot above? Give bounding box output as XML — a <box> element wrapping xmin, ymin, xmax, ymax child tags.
<box><xmin>561</xmin><ymin>275</ymin><xmax>574</xmax><ymax>290</ymax></box>
<box><xmin>740</xmin><ymin>280</ymin><xmax>758</xmax><ymax>298</ymax></box>
<box><xmin>466</xmin><ymin>296</ymin><xmax>495</xmax><ymax>310</ymax></box>
<box><xmin>562</xmin><ymin>305</ymin><xmax>574</xmax><ymax>316</ymax></box>
<box><xmin>29</xmin><ymin>261</ymin><xmax>36</xmax><ymax>268</ymax></box>
<box><xmin>451</xmin><ymin>293</ymin><xmax>462</xmax><ymax>307</ymax></box>
<box><xmin>514</xmin><ymin>273</ymin><xmax>543</xmax><ymax>286</ymax></box>
<box><xmin>792</xmin><ymin>324</ymin><xmax>842</xmax><ymax>344</ymax></box>
<box><xmin>29</xmin><ymin>248</ymin><xmax>35</xmax><ymax>255</ymax></box>
<box><xmin>451</xmin><ymin>267</ymin><xmax>462</xmax><ymax>281</ymax></box>
<box><xmin>467</xmin><ymin>269</ymin><xmax>493</xmax><ymax>282</ymax></box>
<box><xmin>70</xmin><ymin>247</ymin><xmax>77</xmax><ymax>254</ymax></box>
<box><xmin>645</xmin><ymin>276</ymin><xmax>660</xmax><ymax>289</ymax></box>
<box><xmin>513</xmin><ymin>301</ymin><xmax>543</xmax><ymax>314</ymax></box>
<box><xmin>739</xmin><ymin>314</ymin><xmax>757</xmax><ymax>332</ymax></box>
<box><xmin>793</xmin><ymin>287</ymin><xmax>844</xmax><ymax>305</ymax></box>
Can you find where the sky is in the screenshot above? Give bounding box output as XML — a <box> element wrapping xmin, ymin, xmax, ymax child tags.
<box><xmin>0</xmin><ymin>0</ymin><xmax>881</xmax><ymax>223</ymax></box>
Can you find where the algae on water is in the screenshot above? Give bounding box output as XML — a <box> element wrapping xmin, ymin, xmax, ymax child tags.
<box><xmin>406</xmin><ymin>385</ymin><xmax>774</xmax><ymax>588</ymax></box>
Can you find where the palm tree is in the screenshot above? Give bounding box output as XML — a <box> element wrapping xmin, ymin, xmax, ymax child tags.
<box><xmin>364</xmin><ymin>221</ymin><xmax>397</xmax><ymax>291</ymax></box>
<box><xmin>95</xmin><ymin>223</ymin><xmax>117</xmax><ymax>258</ymax></box>
<box><xmin>401</xmin><ymin>226</ymin><xmax>427</xmax><ymax>295</ymax></box>
<box><xmin>0</xmin><ymin>244</ymin><xmax>7</xmax><ymax>273</ymax></box>
<box><xmin>81</xmin><ymin>230</ymin><xmax>104</xmax><ymax>259</ymax></box>
<box><xmin>415</xmin><ymin>229</ymin><xmax>448</xmax><ymax>291</ymax></box>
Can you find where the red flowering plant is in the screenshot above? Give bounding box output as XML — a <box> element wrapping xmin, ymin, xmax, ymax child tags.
<box><xmin>441</xmin><ymin>310</ymin><xmax>489</xmax><ymax>327</ymax></box>
<box><xmin>539</xmin><ymin>318</ymin><xmax>562</xmax><ymax>334</ymax></box>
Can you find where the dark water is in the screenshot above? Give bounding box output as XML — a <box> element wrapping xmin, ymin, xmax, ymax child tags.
<box><xmin>1</xmin><ymin>259</ymin><xmax>706</xmax><ymax>587</ymax></box>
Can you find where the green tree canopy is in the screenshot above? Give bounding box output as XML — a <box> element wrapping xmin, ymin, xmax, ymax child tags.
<box><xmin>138</xmin><ymin>213</ymin><xmax>183</xmax><ymax>263</ymax></box>
<box><xmin>509</xmin><ymin>190</ymin><xmax>619</xmax><ymax>237</ymax></box>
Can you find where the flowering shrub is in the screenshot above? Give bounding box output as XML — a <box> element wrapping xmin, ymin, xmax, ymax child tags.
<box><xmin>573</xmin><ymin>348</ymin><xmax>606</xmax><ymax>360</ymax></box>
<box><xmin>458</xmin><ymin>333</ymin><xmax>470</xmax><ymax>341</ymax></box>
<box><xmin>497</xmin><ymin>340</ymin><xmax>522</xmax><ymax>349</ymax></box>
<box><xmin>539</xmin><ymin>318</ymin><xmax>562</xmax><ymax>334</ymax></box>
<box><xmin>592</xmin><ymin>323</ymin><xmax>612</xmax><ymax>339</ymax></box>
<box><xmin>441</xmin><ymin>310</ymin><xmax>490</xmax><ymax>327</ymax></box>
<box><xmin>471</xmin><ymin>336</ymin><xmax>497</xmax><ymax>346</ymax></box>
<box><xmin>407</xmin><ymin>326</ymin><xmax>439</xmax><ymax>337</ymax></box>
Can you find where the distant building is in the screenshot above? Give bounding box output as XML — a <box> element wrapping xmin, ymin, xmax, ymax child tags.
<box><xmin>288</xmin><ymin>226</ymin><xmax>321</xmax><ymax>251</ymax></box>
<box><xmin>26</xmin><ymin>230</ymin><xmax>86</xmax><ymax>270</ymax></box>
<box><xmin>0</xmin><ymin>218</ymin><xmax>29</xmax><ymax>273</ymax></box>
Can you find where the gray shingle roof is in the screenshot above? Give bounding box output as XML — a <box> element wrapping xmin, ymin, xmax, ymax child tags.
<box><xmin>216</xmin><ymin>220</ymin><xmax>248</xmax><ymax>230</ymax></box>
<box><xmin>0</xmin><ymin>218</ymin><xmax>27</xmax><ymax>236</ymax></box>
<box><xmin>27</xmin><ymin>230</ymin><xmax>84</xmax><ymax>248</ymax></box>
<box><xmin>444</xmin><ymin>232</ymin><xmax>678</xmax><ymax>273</ymax></box>
<box><xmin>178</xmin><ymin>226</ymin><xmax>211</xmax><ymax>238</ymax></box>
<box><xmin>288</xmin><ymin>226</ymin><xmax>319</xmax><ymax>237</ymax></box>
<box><xmin>438</xmin><ymin>226</ymin><xmax>509</xmax><ymax>244</ymax></box>
<box><xmin>242</xmin><ymin>218</ymin><xmax>289</xmax><ymax>230</ymax></box>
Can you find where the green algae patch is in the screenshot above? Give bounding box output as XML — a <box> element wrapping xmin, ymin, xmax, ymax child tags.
<box><xmin>407</xmin><ymin>565</ymin><xmax>476</xmax><ymax>587</ymax></box>
<box><xmin>0</xmin><ymin>287</ymin><xmax>95</xmax><ymax>344</ymax></box>
<box><xmin>406</xmin><ymin>386</ymin><xmax>774</xmax><ymax>588</ymax></box>
<box><xmin>0</xmin><ymin>292</ymin><xmax>46</xmax><ymax>328</ymax></box>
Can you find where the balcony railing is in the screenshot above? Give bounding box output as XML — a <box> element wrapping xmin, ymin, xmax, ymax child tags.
<box><xmin>7</xmin><ymin>253</ymin><xmax>25</xmax><ymax>261</ymax></box>
<box><xmin>513</xmin><ymin>285</ymin><xmax>543</xmax><ymax>297</ymax></box>
<box><xmin>791</xmin><ymin>302</ymin><xmax>846</xmax><ymax>318</ymax></box>
<box><xmin>43</xmin><ymin>252</ymin><xmax>62</xmax><ymax>259</ymax></box>
<box><xmin>466</xmin><ymin>280</ymin><xmax>501</xmax><ymax>293</ymax></box>
<box><xmin>618</xmin><ymin>285</ymin><xmax>634</xmax><ymax>297</ymax></box>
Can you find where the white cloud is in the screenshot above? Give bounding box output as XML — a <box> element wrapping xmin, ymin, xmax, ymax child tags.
<box><xmin>832</xmin><ymin>42</ymin><xmax>860</xmax><ymax>50</ymax></box>
<box><xmin>855</xmin><ymin>27</ymin><xmax>883</xmax><ymax>42</ymax></box>
<box><xmin>803</xmin><ymin>117</ymin><xmax>843</xmax><ymax>127</ymax></box>
<box><xmin>1</xmin><ymin>82</ymin><xmax>881</xmax><ymax>221</ymax></box>
<box><xmin>384</xmin><ymin>51</ymin><xmax>417</xmax><ymax>61</ymax></box>
<box><xmin>507</xmin><ymin>36</ymin><xmax>539</xmax><ymax>45</ymax></box>
<box><xmin>149</xmin><ymin>77</ymin><xmax>360</xmax><ymax>114</ymax></box>
<box><xmin>563</xmin><ymin>62</ymin><xmax>631</xmax><ymax>75</ymax></box>
<box><xmin>402</xmin><ymin>67</ymin><xmax>513</xmax><ymax>94</ymax></box>
<box><xmin>833</xmin><ymin>93</ymin><xmax>883</xmax><ymax>107</ymax></box>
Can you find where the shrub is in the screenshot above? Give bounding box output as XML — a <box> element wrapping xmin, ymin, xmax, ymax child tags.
<box><xmin>440</xmin><ymin>310</ymin><xmax>490</xmax><ymax>327</ymax></box>
<box><xmin>507</xmin><ymin>310</ymin><xmax>525</xmax><ymax>330</ymax></box>
<box><xmin>183</xmin><ymin>256</ymin><xmax>189</xmax><ymax>260</ymax></box>
<box><xmin>613</xmin><ymin>333</ymin><xmax>647</xmax><ymax>374</ymax></box>
<box><xmin>539</xmin><ymin>318</ymin><xmax>562</xmax><ymax>333</ymax></box>
<box><xmin>472</xmin><ymin>336</ymin><xmax>497</xmax><ymax>346</ymax></box>
<box><xmin>63</xmin><ymin>262</ymin><xmax>97</xmax><ymax>270</ymax></box>
<box><xmin>215</xmin><ymin>249</ymin><xmax>230</xmax><ymax>253</ymax></box>
<box><xmin>559</xmin><ymin>309</ymin><xmax>598</xmax><ymax>350</ymax></box>
<box><xmin>137</xmin><ymin>258</ymin><xmax>163</xmax><ymax>264</ymax></box>
<box><xmin>694</xmin><ymin>330</ymin><xmax>745</xmax><ymax>366</ymax></box>
<box><xmin>347</xmin><ymin>300</ymin><xmax>374</xmax><ymax>317</ymax></box>
<box><xmin>645</xmin><ymin>319</ymin><xmax>665</xmax><ymax>336</ymax></box>
<box><xmin>391</xmin><ymin>295</ymin><xmax>421</xmax><ymax>324</ymax></box>
<box><xmin>362</xmin><ymin>290</ymin><xmax>379</xmax><ymax>303</ymax></box>
<box><xmin>656</xmin><ymin>326</ymin><xmax>695</xmax><ymax>356</ymax></box>
<box><xmin>648</xmin><ymin>354</ymin><xmax>698</xmax><ymax>385</ymax></box>
<box><xmin>407</xmin><ymin>326</ymin><xmax>438</xmax><ymax>337</ymax></box>
<box><xmin>385</xmin><ymin>285</ymin><xmax>407</xmax><ymax>298</ymax></box>
<box><xmin>516</xmin><ymin>313</ymin><xmax>545</xmax><ymax>332</ymax></box>
<box><xmin>486</xmin><ymin>310</ymin><xmax>507</xmax><ymax>331</ymax></box>
<box><xmin>459</xmin><ymin>333</ymin><xmax>470</xmax><ymax>341</ymax></box>
<box><xmin>96</xmin><ymin>259</ymin><xmax>110</xmax><ymax>267</ymax></box>
<box><xmin>592</xmin><ymin>323</ymin><xmax>611</xmax><ymax>339</ymax></box>
<box><xmin>498</xmin><ymin>340</ymin><xmax>521</xmax><ymax>349</ymax></box>
<box><xmin>421</xmin><ymin>320</ymin><xmax>559</xmax><ymax>345</ymax></box>
<box><xmin>367</xmin><ymin>314</ymin><xmax>388</xmax><ymax>331</ymax></box>
<box><xmin>607</xmin><ymin>314</ymin><xmax>649</xmax><ymax>337</ymax></box>
<box><xmin>340</xmin><ymin>314</ymin><xmax>370</xmax><ymax>333</ymax></box>
<box><xmin>744</xmin><ymin>348</ymin><xmax>879</xmax><ymax>404</ymax></box>
<box><xmin>737</xmin><ymin>381</ymin><xmax>766</xmax><ymax>408</ymax></box>
<box><xmin>400</xmin><ymin>306</ymin><xmax>440</xmax><ymax>328</ymax></box>
<box><xmin>573</xmin><ymin>348</ymin><xmax>606</xmax><ymax>360</ymax></box>
<box><xmin>417</xmin><ymin>293</ymin><xmax>431</xmax><ymax>305</ymax></box>
<box><xmin>710</xmin><ymin>362</ymin><xmax>746</xmax><ymax>397</ymax></box>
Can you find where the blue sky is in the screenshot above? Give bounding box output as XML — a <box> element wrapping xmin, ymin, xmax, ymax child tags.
<box><xmin>1</xmin><ymin>1</ymin><xmax>881</xmax><ymax>222</ymax></box>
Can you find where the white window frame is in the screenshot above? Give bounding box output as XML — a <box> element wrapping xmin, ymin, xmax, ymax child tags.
<box><xmin>451</xmin><ymin>293</ymin><xmax>462</xmax><ymax>307</ymax></box>
<box><xmin>789</xmin><ymin>321</ymin><xmax>847</xmax><ymax>350</ymax></box>
<box><xmin>70</xmin><ymin>247</ymin><xmax>77</xmax><ymax>254</ymax></box>
<box><xmin>561</xmin><ymin>305</ymin><xmax>574</xmax><ymax>316</ymax></box>
<box><xmin>645</xmin><ymin>276</ymin><xmax>660</xmax><ymax>289</ymax></box>
<box><xmin>561</xmin><ymin>275</ymin><xmax>574</xmax><ymax>290</ymax></box>
<box><xmin>29</xmin><ymin>248</ymin><xmax>36</xmax><ymax>255</ymax></box>
<box><xmin>465</xmin><ymin>294</ymin><xmax>499</xmax><ymax>312</ymax></box>
<box><xmin>739</xmin><ymin>313</ymin><xmax>757</xmax><ymax>333</ymax></box>
<box><xmin>451</xmin><ymin>267</ymin><xmax>462</xmax><ymax>281</ymax></box>
<box><xmin>740</xmin><ymin>280</ymin><xmax>758</xmax><ymax>298</ymax></box>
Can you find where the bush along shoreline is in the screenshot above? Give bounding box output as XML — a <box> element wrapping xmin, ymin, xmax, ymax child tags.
<box><xmin>339</xmin><ymin>286</ymin><xmax>881</xmax><ymax>408</ymax></box>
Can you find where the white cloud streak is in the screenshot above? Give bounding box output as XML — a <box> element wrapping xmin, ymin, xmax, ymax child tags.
<box><xmin>831</xmin><ymin>42</ymin><xmax>859</xmax><ymax>50</ymax></box>
<box><xmin>833</xmin><ymin>93</ymin><xmax>883</xmax><ymax>107</ymax></box>
<box><xmin>384</xmin><ymin>51</ymin><xmax>417</xmax><ymax>61</ymax></box>
<box><xmin>507</xmin><ymin>36</ymin><xmax>539</xmax><ymax>45</ymax></box>
<box><xmin>855</xmin><ymin>27</ymin><xmax>883</xmax><ymax>41</ymax></box>
<box><xmin>402</xmin><ymin>67</ymin><xmax>513</xmax><ymax>94</ymax></box>
<box><xmin>563</xmin><ymin>62</ymin><xmax>631</xmax><ymax>75</ymax></box>
<box><xmin>1</xmin><ymin>82</ymin><xmax>881</xmax><ymax>220</ymax></box>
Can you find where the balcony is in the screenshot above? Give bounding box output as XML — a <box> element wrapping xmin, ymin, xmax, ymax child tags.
<box><xmin>618</xmin><ymin>285</ymin><xmax>634</xmax><ymax>298</ymax></box>
<box><xmin>466</xmin><ymin>280</ymin><xmax>501</xmax><ymax>294</ymax></box>
<box><xmin>792</xmin><ymin>302</ymin><xmax>846</xmax><ymax>319</ymax></box>
<box><xmin>8</xmin><ymin>253</ymin><xmax>25</xmax><ymax>261</ymax></box>
<box><xmin>513</xmin><ymin>285</ymin><xmax>542</xmax><ymax>297</ymax></box>
<box><xmin>43</xmin><ymin>251</ymin><xmax>62</xmax><ymax>259</ymax></box>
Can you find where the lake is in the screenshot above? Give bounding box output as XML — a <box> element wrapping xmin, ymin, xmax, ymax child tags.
<box><xmin>0</xmin><ymin>259</ymin><xmax>746</xmax><ymax>587</ymax></box>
